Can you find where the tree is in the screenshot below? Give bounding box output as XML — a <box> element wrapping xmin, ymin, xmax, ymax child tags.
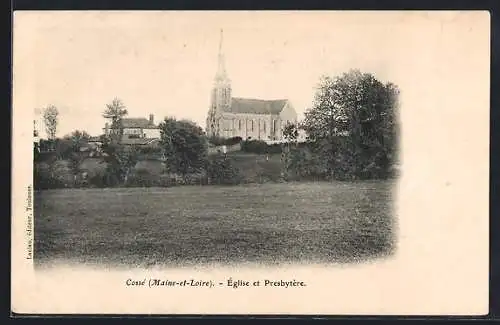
<box><xmin>43</xmin><ymin>105</ymin><xmax>59</xmax><ymax>150</ymax></box>
<box><xmin>280</xmin><ymin>122</ymin><xmax>299</xmax><ymax>181</ymax></box>
<box><xmin>68</xmin><ymin>130</ymin><xmax>90</xmax><ymax>142</ymax></box>
<box><xmin>283</xmin><ymin>122</ymin><xmax>299</xmax><ymax>143</ymax></box>
<box><xmin>54</xmin><ymin>138</ymin><xmax>74</xmax><ymax>160</ymax></box>
<box><xmin>206</xmin><ymin>155</ymin><xmax>241</xmax><ymax>185</ymax></box>
<box><xmin>101</xmin><ymin>141</ymin><xmax>138</xmax><ymax>186</ymax></box>
<box><xmin>68</xmin><ymin>152</ymin><xmax>85</xmax><ymax>182</ymax></box>
<box><xmin>63</xmin><ymin>130</ymin><xmax>91</xmax><ymax>151</ymax></box>
<box><xmin>102</xmin><ymin>98</ymin><xmax>128</xmax><ymax>143</ymax></box>
<box><xmin>302</xmin><ymin>69</ymin><xmax>400</xmax><ymax>179</ymax></box>
<box><xmin>159</xmin><ymin>117</ymin><xmax>208</xmax><ymax>181</ymax></box>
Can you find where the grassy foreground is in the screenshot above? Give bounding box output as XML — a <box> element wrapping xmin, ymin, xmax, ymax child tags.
<box><xmin>34</xmin><ymin>181</ymin><xmax>396</xmax><ymax>267</ymax></box>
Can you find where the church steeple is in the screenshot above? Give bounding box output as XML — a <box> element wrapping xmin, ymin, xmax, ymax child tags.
<box><xmin>215</xmin><ymin>29</ymin><xmax>229</xmax><ymax>83</ymax></box>
<box><xmin>207</xmin><ymin>29</ymin><xmax>232</xmax><ymax>137</ymax></box>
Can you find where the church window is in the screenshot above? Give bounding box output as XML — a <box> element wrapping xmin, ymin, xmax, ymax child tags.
<box><xmin>251</xmin><ymin>120</ymin><xmax>254</xmax><ymax>131</ymax></box>
<box><xmin>238</xmin><ymin>119</ymin><xmax>242</xmax><ymax>130</ymax></box>
<box><xmin>273</xmin><ymin>120</ymin><xmax>277</xmax><ymax>132</ymax></box>
<box><xmin>263</xmin><ymin>121</ymin><xmax>266</xmax><ymax>132</ymax></box>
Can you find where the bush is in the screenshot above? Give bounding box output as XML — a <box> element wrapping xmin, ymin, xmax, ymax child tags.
<box><xmin>206</xmin><ymin>156</ymin><xmax>242</xmax><ymax>185</ymax></box>
<box><xmin>240</xmin><ymin>140</ymin><xmax>281</xmax><ymax>154</ymax></box>
<box><xmin>241</xmin><ymin>140</ymin><xmax>268</xmax><ymax>155</ymax></box>
<box><xmin>207</xmin><ymin>135</ymin><xmax>225</xmax><ymax>146</ymax></box>
<box><xmin>282</xmin><ymin>145</ymin><xmax>332</xmax><ymax>182</ymax></box>
<box><xmin>208</xmin><ymin>136</ymin><xmax>243</xmax><ymax>147</ymax></box>
<box><xmin>126</xmin><ymin>168</ymin><xmax>156</xmax><ymax>187</ymax></box>
<box><xmin>124</xmin><ymin>169</ymin><xmax>208</xmax><ymax>187</ymax></box>
<box><xmin>34</xmin><ymin>168</ymin><xmax>66</xmax><ymax>190</ymax></box>
<box><xmin>281</xmin><ymin>139</ymin><xmax>396</xmax><ymax>181</ymax></box>
<box><xmin>182</xmin><ymin>172</ymin><xmax>207</xmax><ymax>185</ymax></box>
<box><xmin>54</xmin><ymin>138</ymin><xmax>75</xmax><ymax>160</ymax></box>
<box><xmin>224</xmin><ymin>136</ymin><xmax>242</xmax><ymax>146</ymax></box>
<box><xmin>88</xmin><ymin>170</ymin><xmax>111</xmax><ymax>188</ymax></box>
<box><xmin>267</xmin><ymin>143</ymin><xmax>282</xmax><ymax>154</ymax></box>
<box><xmin>241</xmin><ymin>140</ymin><xmax>266</xmax><ymax>153</ymax></box>
<box><xmin>34</xmin><ymin>161</ymin><xmax>75</xmax><ymax>189</ymax></box>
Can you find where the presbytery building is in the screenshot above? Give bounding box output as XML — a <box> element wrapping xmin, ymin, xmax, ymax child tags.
<box><xmin>103</xmin><ymin>114</ymin><xmax>161</xmax><ymax>145</ymax></box>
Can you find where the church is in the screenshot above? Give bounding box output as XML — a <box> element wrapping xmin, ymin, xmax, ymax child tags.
<box><xmin>206</xmin><ymin>30</ymin><xmax>298</xmax><ymax>141</ymax></box>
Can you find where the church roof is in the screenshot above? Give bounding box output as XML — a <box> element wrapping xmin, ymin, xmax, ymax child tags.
<box><xmin>225</xmin><ymin>97</ymin><xmax>288</xmax><ymax>115</ymax></box>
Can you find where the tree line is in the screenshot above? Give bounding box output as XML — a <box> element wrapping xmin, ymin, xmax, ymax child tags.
<box><xmin>34</xmin><ymin>69</ymin><xmax>400</xmax><ymax>189</ymax></box>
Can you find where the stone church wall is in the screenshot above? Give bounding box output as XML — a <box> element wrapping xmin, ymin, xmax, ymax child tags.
<box><xmin>220</xmin><ymin>112</ymin><xmax>286</xmax><ymax>141</ymax></box>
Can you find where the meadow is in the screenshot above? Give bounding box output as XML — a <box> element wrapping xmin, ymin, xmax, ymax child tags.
<box><xmin>34</xmin><ymin>181</ymin><xmax>396</xmax><ymax>268</ymax></box>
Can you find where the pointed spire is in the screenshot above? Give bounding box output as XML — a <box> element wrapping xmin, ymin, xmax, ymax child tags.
<box><xmin>216</xmin><ymin>28</ymin><xmax>228</xmax><ymax>80</ymax></box>
<box><xmin>218</xmin><ymin>28</ymin><xmax>223</xmax><ymax>57</ymax></box>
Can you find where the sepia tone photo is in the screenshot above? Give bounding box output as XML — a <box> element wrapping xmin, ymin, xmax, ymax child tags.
<box><xmin>13</xmin><ymin>11</ymin><xmax>489</xmax><ymax>315</ymax></box>
<box><xmin>33</xmin><ymin>27</ymin><xmax>399</xmax><ymax>268</ymax></box>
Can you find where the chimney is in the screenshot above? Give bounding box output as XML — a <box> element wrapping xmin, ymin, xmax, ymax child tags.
<box><xmin>149</xmin><ymin>114</ymin><xmax>154</xmax><ymax>125</ymax></box>
<box><xmin>104</xmin><ymin>122</ymin><xmax>109</xmax><ymax>135</ymax></box>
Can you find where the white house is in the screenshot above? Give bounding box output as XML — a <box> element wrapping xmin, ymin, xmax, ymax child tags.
<box><xmin>103</xmin><ymin>114</ymin><xmax>161</xmax><ymax>145</ymax></box>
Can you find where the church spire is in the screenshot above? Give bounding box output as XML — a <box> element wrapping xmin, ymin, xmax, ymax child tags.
<box><xmin>216</xmin><ymin>29</ymin><xmax>228</xmax><ymax>80</ymax></box>
<box><xmin>219</xmin><ymin>28</ymin><xmax>223</xmax><ymax>57</ymax></box>
<box><xmin>207</xmin><ymin>28</ymin><xmax>232</xmax><ymax>138</ymax></box>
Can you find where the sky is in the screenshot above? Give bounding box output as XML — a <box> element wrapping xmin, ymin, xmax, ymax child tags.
<box><xmin>14</xmin><ymin>11</ymin><xmax>488</xmax><ymax>138</ymax></box>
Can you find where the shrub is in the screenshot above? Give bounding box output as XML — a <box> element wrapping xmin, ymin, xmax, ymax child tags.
<box><xmin>241</xmin><ymin>140</ymin><xmax>266</xmax><ymax>154</ymax></box>
<box><xmin>182</xmin><ymin>172</ymin><xmax>207</xmax><ymax>185</ymax></box>
<box><xmin>267</xmin><ymin>143</ymin><xmax>282</xmax><ymax>154</ymax></box>
<box><xmin>124</xmin><ymin>169</ymin><xmax>208</xmax><ymax>187</ymax></box>
<box><xmin>34</xmin><ymin>168</ymin><xmax>65</xmax><ymax>189</ymax></box>
<box><xmin>224</xmin><ymin>136</ymin><xmax>242</xmax><ymax>146</ymax></box>
<box><xmin>126</xmin><ymin>168</ymin><xmax>156</xmax><ymax>187</ymax></box>
<box><xmin>282</xmin><ymin>145</ymin><xmax>331</xmax><ymax>182</ymax></box>
<box><xmin>240</xmin><ymin>140</ymin><xmax>282</xmax><ymax>155</ymax></box>
<box><xmin>206</xmin><ymin>156</ymin><xmax>242</xmax><ymax>185</ymax></box>
<box><xmin>208</xmin><ymin>136</ymin><xmax>242</xmax><ymax>148</ymax></box>
<box><xmin>88</xmin><ymin>170</ymin><xmax>111</xmax><ymax>188</ymax></box>
<box><xmin>34</xmin><ymin>161</ymin><xmax>74</xmax><ymax>189</ymax></box>
<box><xmin>207</xmin><ymin>135</ymin><xmax>226</xmax><ymax>146</ymax></box>
<box><xmin>136</xmin><ymin>145</ymin><xmax>162</xmax><ymax>155</ymax></box>
<box><xmin>54</xmin><ymin>138</ymin><xmax>75</xmax><ymax>160</ymax></box>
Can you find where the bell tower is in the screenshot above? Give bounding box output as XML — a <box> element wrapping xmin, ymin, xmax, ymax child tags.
<box><xmin>207</xmin><ymin>29</ymin><xmax>232</xmax><ymax>138</ymax></box>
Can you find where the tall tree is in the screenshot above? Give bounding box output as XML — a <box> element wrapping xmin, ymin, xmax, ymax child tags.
<box><xmin>159</xmin><ymin>117</ymin><xmax>208</xmax><ymax>181</ymax></box>
<box><xmin>303</xmin><ymin>69</ymin><xmax>400</xmax><ymax>179</ymax></box>
<box><xmin>43</xmin><ymin>105</ymin><xmax>59</xmax><ymax>150</ymax></box>
<box><xmin>280</xmin><ymin>122</ymin><xmax>299</xmax><ymax>181</ymax></box>
<box><xmin>102</xmin><ymin>98</ymin><xmax>128</xmax><ymax>142</ymax></box>
<box><xmin>283</xmin><ymin>122</ymin><xmax>299</xmax><ymax>143</ymax></box>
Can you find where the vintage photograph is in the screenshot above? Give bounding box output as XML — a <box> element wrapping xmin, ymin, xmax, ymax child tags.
<box><xmin>31</xmin><ymin>13</ymin><xmax>399</xmax><ymax>269</ymax></box>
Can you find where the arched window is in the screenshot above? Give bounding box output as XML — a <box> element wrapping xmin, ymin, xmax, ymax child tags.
<box><xmin>263</xmin><ymin>121</ymin><xmax>266</xmax><ymax>132</ymax></box>
<box><xmin>238</xmin><ymin>119</ymin><xmax>242</xmax><ymax>130</ymax></box>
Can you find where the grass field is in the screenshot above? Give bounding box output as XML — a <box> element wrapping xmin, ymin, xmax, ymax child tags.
<box><xmin>34</xmin><ymin>181</ymin><xmax>396</xmax><ymax>268</ymax></box>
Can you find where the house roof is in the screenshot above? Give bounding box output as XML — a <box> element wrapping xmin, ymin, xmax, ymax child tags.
<box><xmin>224</xmin><ymin>97</ymin><xmax>288</xmax><ymax>115</ymax></box>
<box><xmin>120</xmin><ymin>118</ymin><xmax>158</xmax><ymax>129</ymax></box>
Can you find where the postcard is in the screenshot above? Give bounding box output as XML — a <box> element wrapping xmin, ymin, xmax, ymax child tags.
<box><xmin>12</xmin><ymin>10</ymin><xmax>490</xmax><ymax>315</ymax></box>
